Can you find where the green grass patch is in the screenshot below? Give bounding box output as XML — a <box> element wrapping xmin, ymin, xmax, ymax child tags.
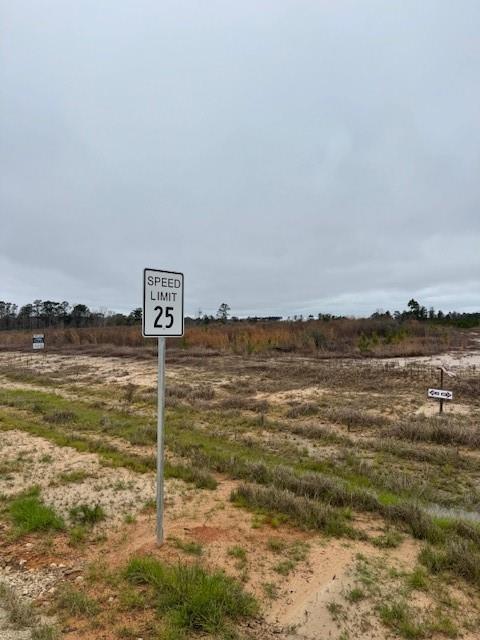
<box><xmin>56</xmin><ymin>470</ymin><xmax>91</xmax><ymax>485</ymax></box>
<box><xmin>9</xmin><ymin>489</ymin><xmax>64</xmax><ymax>536</ymax></box>
<box><xmin>125</xmin><ymin>556</ymin><xmax>258</xmax><ymax>634</ymax></box>
<box><xmin>345</xmin><ymin>587</ymin><xmax>365</xmax><ymax>603</ymax></box>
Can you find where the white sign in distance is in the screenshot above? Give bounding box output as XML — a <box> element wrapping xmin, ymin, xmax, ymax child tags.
<box><xmin>143</xmin><ymin>268</ymin><xmax>184</xmax><ymax>337</ymax></box>
<box><xmin>428</xmin><ymin>388</ymin><xmax>453</xmax><ymax>401</ymax></box>
<box><xmin>32</xmin><ymin>334</ymin><xmax>45</xmax><ymax>350</ymax></box>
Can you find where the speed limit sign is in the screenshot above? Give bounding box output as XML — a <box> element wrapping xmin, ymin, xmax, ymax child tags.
<box><xmin>142</xmin><ymin>268</ymin><xmax>184</xmax><ymax>337</ymax></box>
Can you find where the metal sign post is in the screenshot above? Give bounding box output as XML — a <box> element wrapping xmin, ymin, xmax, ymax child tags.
<box><xmin>157</xmin><ymin>337</ymin><xmax>166</xmax><ymax>544</ymax></box>
<box><xmin>142</xmin><ymin>268</ymin><xmax>184</xmax><ymax>546</ymax></box>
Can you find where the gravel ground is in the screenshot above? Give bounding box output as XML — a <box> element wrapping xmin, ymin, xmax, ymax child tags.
<box><xmin>0</xmin><ymin>607</ymin><xmax>31</xmax><ymax>640</ymax></box>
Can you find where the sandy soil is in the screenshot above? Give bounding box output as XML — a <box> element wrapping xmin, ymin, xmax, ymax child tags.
<box><xmin>1</xmin><ymin>347</ymin><xmax>480</xmax><ymax>639</ymax></box>
<box><xmin>0</xmin><ymin>430</ymin><xmax>157</xmax><ymax>523</ymax></box>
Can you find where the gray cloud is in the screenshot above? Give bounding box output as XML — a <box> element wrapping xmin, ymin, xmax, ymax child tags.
<box><xmin>1</xmin><ymin>1</ymin><xmax>479</xmax><ymax>317</ymax></box>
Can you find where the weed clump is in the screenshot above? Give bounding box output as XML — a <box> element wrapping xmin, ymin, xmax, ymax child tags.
<box><xmin>43</xmin><ymin>410</ymin><xmax>77</xmax><ymax>424</ymax></box>
<box><xmin>0</xmin><ymin>581</ymin><xmax>37</xmax><ymax>627</ymax></box>
<box><xmin>9</xmin><ymin>489</ymin><xmax>64</xmax><ymax>535</ymax></box>
<box><xmin>125</xmin><ymin>556</ymin><xmax>258</xmax><ymax>634</ymax></box>
<box><xmin>170</xmin><ymin>537</ymin><xmax>203</xmax><ymax>556</ymax></box>
<box><xmin>419</xmin><ymin>537</ymin><xmax>480</xmax><ymax>586</ymax></box>
<box><xmin>165</xmin><ymin>462</ymin><xmax>217</xmax><ymax>490</ymax></box>
<box><xmin>378</xmin><ymin>600</ymin><xmax>425</xmax><ymax>638</ymax></box>
<box><xmin>57</xmin><ymin>470</ymin><xmax>91</xmax><ymax>485</ymax></box>
<box><xmin>69</xmin><ymin>504</ymin><xmax>105</xmax><ymax>527</ymax></box>
<box><xmin>31</xmin><ymin>625</ymin><xmax>60</xmax><ymax>640</ymax></box>
<box><xmin>57</xmin><ymin>584</ymin><xmax>99</xmax><ymax>616</ymax></box>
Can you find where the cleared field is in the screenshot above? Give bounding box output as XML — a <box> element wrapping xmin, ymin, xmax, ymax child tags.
<box><xmin>0</xmin><ymin>346</ymin><xmax>480</xmax><ymax>640</ymax></box>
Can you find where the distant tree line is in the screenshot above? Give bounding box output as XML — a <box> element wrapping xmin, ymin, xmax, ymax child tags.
<box><xmin>369</xmin><ymin>299</ymin><xmax>480</xmax><ymax>328</ymax></box>
<box><xmin>0</xmin><ymin>300</ymin><xmax>143</xmax><ymax>331</ymax></box>
<box><xmin>0</xmin><ymin>298</ymin><xmax>478</xmax><ymax>331</ymax></box>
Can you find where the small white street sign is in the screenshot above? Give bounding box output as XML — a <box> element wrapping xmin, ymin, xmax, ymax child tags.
<box><xmin>142</xmin><ymin>268</ymin><xmax>184</xmax><ymax>337</ymax></box>
<box><xmin>428</xmin><ymin>388</ymin><xmax>453</xmax><ymax>401</ymax></box>
<box><xmin>32</xmin><ymin>334</ymin><xmax>45</xmax><ymax>350</ymax></box>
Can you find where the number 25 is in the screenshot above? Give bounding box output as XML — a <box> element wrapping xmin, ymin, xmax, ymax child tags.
<box><xmin>154</xmin><ymin>306</ymin><xmax>174</xmax><ymax>329</ymax></box>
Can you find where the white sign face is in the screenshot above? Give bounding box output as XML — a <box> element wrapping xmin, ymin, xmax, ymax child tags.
<box><xmin>32</xmin><ymin>334</ymin><xmax>45</xmax><ymax>350</ymax></box>
<box><xmin>143</xmin><ymin>268</ymin><xmax>184</xmax><ymax>337</ymax></box>
<box><xmin>428</xmin><ymin>388</ymin><xmax>453</xmax><ymax>400</ymax></box>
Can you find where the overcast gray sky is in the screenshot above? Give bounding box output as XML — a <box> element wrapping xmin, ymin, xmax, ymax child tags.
<box><xmin>1</xmin><ymin>1</ymin><xmax>479</xmax><ymax>318</ymax></box>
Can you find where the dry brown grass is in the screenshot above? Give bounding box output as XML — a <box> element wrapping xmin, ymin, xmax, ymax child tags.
<box><xmin>387</xmin><ymin>415</ymin><xmax>480</xmax><ymax>448</ymax></box>
<box><xmin>0</xmin><ymin>318</ymin><xmax>470</xmax><ymax>358</ymax></box>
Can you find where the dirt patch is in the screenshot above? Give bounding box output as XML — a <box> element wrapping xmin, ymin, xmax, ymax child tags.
<box><xmin>416</xmin><ymin>401</ymin><xmax>472</xmax><ymax>416</ymax></box>
<box><xmin>0</xmin><ymin>430</ymin><xmax>157</xmax><ymax>524</ymax></box>
<box><xmin>267</xmin><ymin>537</ymin><xmax>420</xmax><ymax>639</ymax></box>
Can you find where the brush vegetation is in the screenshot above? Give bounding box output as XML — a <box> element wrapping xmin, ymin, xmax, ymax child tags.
<box><xmin>0</xmin><ymin>316</ymin><xmax>470</xmax><ymax>357</ymax></box>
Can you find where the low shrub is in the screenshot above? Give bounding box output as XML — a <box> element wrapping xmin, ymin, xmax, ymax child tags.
<box><xmin>321</xmin><ymin>407</ymin><xmax>387</xmax><ymax>430</ymax></box>
<box><xmin>221</xmin><ymin>397</ymin><xmax>269</xmax><ymax>413</ymax></box>
<box><xmin>387</xmin><ymin>415</ymin><xmax>480</xmax><ymax>448</ymax></box>
<box><xmin>231</xmin><ymin>483</ymin><xmax>352</xmax><ymax>535</ymax></box>
<box><xmin>382</xmin><ymin>503</ymin><xmax>443</xmax><ymax>545</ymax></box>
<box><xmin>419</xmin><ymin>537</ymin><xmax>480</xmax><ymax>585</ymax></box>
<box><xmin>286</xmin><ymin>402</ymin><xmax>319</xmax><ymax>418</ymax></box>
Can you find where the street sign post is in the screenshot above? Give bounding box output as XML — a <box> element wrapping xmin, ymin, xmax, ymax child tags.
<box><xmin>428</xmin><ymin>367</ymin><xmax>453</xmax><ymax>414</ymax></box>
<box><xmin>32</xmin><ymin>334</ymin><xmax>45</xmax><ymax>350</ymax></box>
<box><xmin>142</xmin><ymin>268</ymin><xmax>184</xmax><ymax>545</ymax></box>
